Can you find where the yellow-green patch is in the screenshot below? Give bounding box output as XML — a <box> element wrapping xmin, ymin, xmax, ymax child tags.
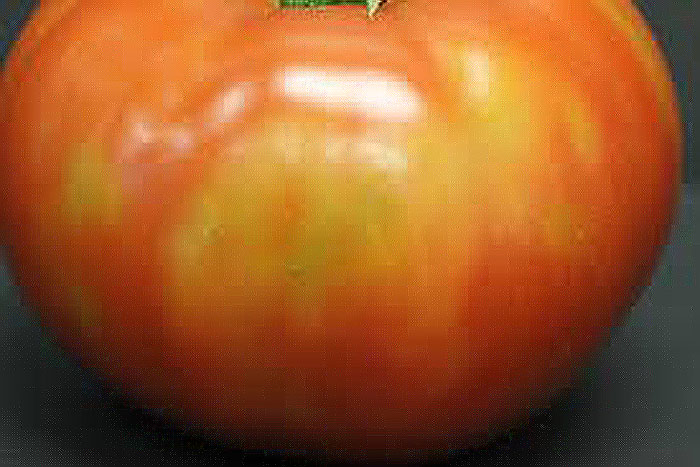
<box><xmin>168</xmin><ymin>122</ymin><xmax>414</xmax><ymax>321</ymax></box>
<box><xmin>560</xmin><ymin>83</ymin><xmax>601</xmax><ymax>164</ymax></box>
<box><xmin>543</xmin><ymin>202</ymin><xmax>589</xmax><ymax>253</ymax></box>
<box><xmin>62</xmin><ymin>141</ymin><xmax>123</xmax><ymax>226</ymax></box>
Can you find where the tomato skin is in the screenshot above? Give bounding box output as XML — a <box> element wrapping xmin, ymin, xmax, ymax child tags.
<box><xmin>0</xmin><ymin>0</ymin><xmax>682</xmax><ymax>459</ymax></box>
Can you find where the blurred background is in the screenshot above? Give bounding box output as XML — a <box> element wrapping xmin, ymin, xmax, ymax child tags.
<box><xmin>1</xmin><ymin>0</ymin><xmax>697</xmax><ymax>465</ymax></box>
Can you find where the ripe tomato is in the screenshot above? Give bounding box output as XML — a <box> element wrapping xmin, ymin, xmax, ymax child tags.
<box><xmin>0</xmin><ymin>0</ymin><xmax>682</xmax><ymax>460</ymax></box>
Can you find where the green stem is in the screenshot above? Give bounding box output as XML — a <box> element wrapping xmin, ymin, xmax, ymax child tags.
<box><xmin>277</xmin><ymin>0</ymin><xmax>385</xmax><ymax>17</ymax></box>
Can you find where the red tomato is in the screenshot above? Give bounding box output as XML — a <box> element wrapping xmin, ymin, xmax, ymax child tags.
<box><xmin>0</xmin><ymin>0</ymin><xmax>682</xmax><ymax>460</ymax></box>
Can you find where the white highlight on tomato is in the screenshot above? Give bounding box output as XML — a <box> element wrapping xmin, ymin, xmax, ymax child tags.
<box><xmin>464</xmin><ymin>49</ymin><xmax>490</xmax><ymax>101</ymax></box>
<box><xmin>132</xmin><ymin>118</ymin><xmax>157</xmax><ymax>146</ymax></box>
<box><xmin>119</xmin><ymin>111</ymin><xmax>158</xmax><ymax>163</ymax></box>
<box><xmin>119</xmin><ymin>109</ymin><xmax>198</xmax><ymax>165</ymax></box>
<box><xmin>202</xmin><ymin>82</ymin><xmax>254</xmax><ymax>132</ymax></box>
<box><xmin>275</xmin><ymin>66</ymin><xmax>424</xmax><ymax>122</ymax></box>
<box><xmin>165</xmin><ymin>124</ymin><xmax>195</xmax><ymax>157</ymax></box>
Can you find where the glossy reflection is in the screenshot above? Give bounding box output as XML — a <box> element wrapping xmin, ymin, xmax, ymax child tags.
<box><xmin>201</xmin><ymin>82</ymin><xmax>255</xmax><ymax>134</ymax></box>
<box><xmin>273</xmin><ymin>66</ymin><xmax>425</xmax><ymax>123</ymax></box>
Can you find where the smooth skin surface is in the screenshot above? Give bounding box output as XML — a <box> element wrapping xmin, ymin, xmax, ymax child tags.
<box><xmin>0</xmin><ymin>0</ymin><xmax>682</xmax><ymax>460</ymax></box>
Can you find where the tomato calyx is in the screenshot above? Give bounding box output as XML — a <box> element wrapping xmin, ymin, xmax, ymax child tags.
<box><xmin>275</xmin><ymin>0</ymin><xmax>386</xmax><ymax>17</ymax></box>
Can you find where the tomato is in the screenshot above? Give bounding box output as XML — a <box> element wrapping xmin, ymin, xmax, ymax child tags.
<box><xmin>0</xmin><ymin>0</ymin><xmax>682</xmax><ymax>460</ymax></box>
